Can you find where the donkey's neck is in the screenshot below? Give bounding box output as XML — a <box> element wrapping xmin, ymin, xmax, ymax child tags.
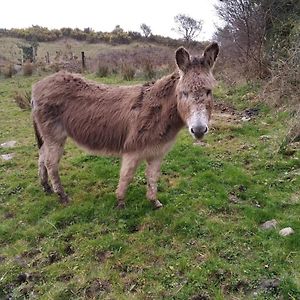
<box><xmin>124</xmin><ymin>72</ymin><xmax>185</xmax><ymax>152</ymax></box>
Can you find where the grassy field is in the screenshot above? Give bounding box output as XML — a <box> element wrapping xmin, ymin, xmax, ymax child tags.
<box><xmin>0</xmin><ymin>73</ymin><xmax>299</xmax><ymax>299</ymax></box>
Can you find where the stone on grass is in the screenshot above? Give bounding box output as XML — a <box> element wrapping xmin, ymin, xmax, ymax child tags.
<box><xmin>260</xmin><ymin>219</ymin><xmax>277</xmax><ymax>230</ymax></box>
<box><xmin>1</xmin><ymin>153</ymin><xmax>15</xmax><ymax>161</ymax></box>
<box><xmin>0</xmin><ymin>140</ymin><xmax>16</xmax><ymax>148</ymax></box>
<box><xmin>279</xmin><ymin>227</ymin><xmax>294</xmax><ymax>236</ymax></box>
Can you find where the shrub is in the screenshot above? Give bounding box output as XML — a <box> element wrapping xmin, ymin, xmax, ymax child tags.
<box><xmin>23</xmin><ymin>61</ymin><xmax>34</xmax><ymax>76</ymax></box>
<box><xmin>142</xmin><ymin>61</ymin><xmax>156</xmax><ymax>80</ymax></box>
<box><xmin>96</xmin><ymin>63</ymin><xmax>109</xmax><ymax>77</ymax></box>
<box><xmin>2</xmin><ymin>63</ymin><xmax>15</xmax><ymax>78</ymax></box>
<box><xmin>13</xmin><ymin>90</ymin><xmax>31</xmax><ymax>110</ymax></box>
<box><xmin>121</xmin><ymin>63</ymin><xmax>135</xmax><ymax>81</ymax></box>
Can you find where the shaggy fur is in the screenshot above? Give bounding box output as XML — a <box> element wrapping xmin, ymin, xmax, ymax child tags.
<box><xmin>32</xmin><ymin>43</ymin><xmax>219</xmax><ymax>208</ymax></box>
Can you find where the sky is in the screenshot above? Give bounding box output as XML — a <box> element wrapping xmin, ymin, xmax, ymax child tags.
<box><xmin>1</xmin><ymin>0</ymin><xmax>222</xmax><ymax>41</ymax></box>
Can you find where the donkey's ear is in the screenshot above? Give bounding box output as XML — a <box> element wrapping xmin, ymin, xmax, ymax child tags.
<box><xmin>203</xmin><ymin>42</ymin><xmax>219</xmax><ymax>69</ymax></box>
<box><xmin>176</xmin><ymin>47</ymin><xmax>191</xmax><ymax>73</ymax></box>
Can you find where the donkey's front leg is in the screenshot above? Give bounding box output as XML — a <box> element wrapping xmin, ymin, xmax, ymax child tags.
<box><xmin>146</xmin><ymin>156</ymin><xmax>163</xmax><ymax>209</ymax></box>
<box><xmin>116</xmin><ymin>153</ymin><xmax>141</xmax><ymax>209</ymax></box>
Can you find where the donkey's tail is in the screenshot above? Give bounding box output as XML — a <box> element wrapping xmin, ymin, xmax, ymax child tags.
<box><xmin>32</xmin><ymin>98</ymin><xmax>43</xmax><ymax>149</ymax></box>
<box><xmin>33</xmin><ymin>119</ymin><xmax>43</xmax><ymax>149</ymax></box>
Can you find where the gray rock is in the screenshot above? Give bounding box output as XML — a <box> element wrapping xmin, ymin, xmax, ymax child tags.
<box><xmin>260</xmin><ymin>219</ymin><xmax>277</xmax><ymax>230</ymax></box>
<box><xmin>279</xmin><ymin>227</ymin><xmax>294</xmax><ymax>236</ymax></box>
<box><xmin>1</xmin><ymin>153</ymin><xmax>15</xmax><ymax>161</ymax></box>
<box><xmin>0</xmin><ymin>140</ymin><xmax>16</xmax><ymax>148</ymax></box>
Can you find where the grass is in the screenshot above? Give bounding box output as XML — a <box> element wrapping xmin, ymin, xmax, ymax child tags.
<box><xmin>0</xmin><ymin>73</ymin><xmax>299</xmax><ymax>299</ymax></box>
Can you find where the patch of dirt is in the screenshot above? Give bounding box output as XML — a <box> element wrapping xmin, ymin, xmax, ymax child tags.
<box><xmin>0</xmin><ymin>255</ymin><xmax>6</xmax><ymax>264</ymax></box>
<box><xmin>94</xmin><ymin>250</ymin><xmax>113</xmax><ymax>263</ymax></box>
<box><xmin>214</xmin><ymin>101</ymin><xmax>237</xmax><ymax>115</ymax></box>
<box><xmin>48</xmin><ymin>251</ymin><xmax>61</xmax><ymax>264</ymax></box>
<box><xmin>85</xmin><ymin>279</ymin><xmax>111</xmax><ymax>298</ymax></box>
<box><xmin>191</xmin><ymin>291</ymin><xmax>210</xmax><ymax>300</ymax></box>
<box><xmin>64</xmin><ymin>244</ymin><xmax>75</xmax><ymax>256</ymax></box>
<box><xmin>57</xmin><ymin>273</ymin><xmax>74</xmax><ymax>282</ymax></box>
<box><xmin>4</xmin><ymin>211</ymin><xmax>15</xmax><ymax>219</ymax></box>
<box><xmin>21</xmin><ymin>248</ymin><xmax>41</xmax><ymax>259</ymax></box>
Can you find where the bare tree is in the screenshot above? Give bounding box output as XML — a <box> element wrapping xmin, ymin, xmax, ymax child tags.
<box><xmin>140</xmin><ymin>23</ymin><xmax>152</xmax><ymax>38</ymax></box>
<box><xmin>173</xmin><ymin>14</ymin><xmax>203</xmax><ymax>43</ymax></box>
<box><xmin>215</xmin><ymin>0</ymin><xmax>268</xmax><ymax>77</ymax></box>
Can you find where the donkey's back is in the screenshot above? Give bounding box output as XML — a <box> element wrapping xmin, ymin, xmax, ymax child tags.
<box><xmin>32</xmin><ymin>71</ymin><xmax>142</xmax><ymax>154</ymax></box>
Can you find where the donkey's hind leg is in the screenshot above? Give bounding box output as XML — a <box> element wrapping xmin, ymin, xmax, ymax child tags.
<box><xmin>44</xmin><ymin>139</ymin><xmax>68</xmax><ymax>204</ymax></box>
<box><xmin>116</xmin><ymin>153</ymin><xmax>141</xmax><ymax>209</ymax></box>
<box><xmin>145</xmin><ymin>156</ymin><xmax>163</xmax><ymax>209</ymax></box>
<box><xmin>38</xmin><ymin>144</ymin><xmax>53</xmax><ymax>194</ymax></box>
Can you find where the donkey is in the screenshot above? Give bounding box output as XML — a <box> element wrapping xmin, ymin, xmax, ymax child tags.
<box><xmin>32</xmin><ymin>42</ymin><xmax>219</xmax><ymax>209</ymax></box>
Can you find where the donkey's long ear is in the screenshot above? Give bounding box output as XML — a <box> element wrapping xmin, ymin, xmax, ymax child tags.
<box><xmin>203</xmin><ymin>42</ymin><xmax>219</xmax><ymax>69</ymax></box>
<box><xmin>176</xmin><ymin>47</ymin><xmax>191</xmax><ymax>73</ymax></box>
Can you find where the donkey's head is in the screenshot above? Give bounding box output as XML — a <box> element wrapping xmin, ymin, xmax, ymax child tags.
<box><xmin>175</xmin><ymin>42</ymin><xmax>219</xmax><ymax>139</ymax></box>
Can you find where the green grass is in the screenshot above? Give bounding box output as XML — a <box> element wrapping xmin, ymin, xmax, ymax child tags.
<box><xmin>0</xmin><ymin>74</ymin><xmax>299</xmax><ymax>299</ymax></box>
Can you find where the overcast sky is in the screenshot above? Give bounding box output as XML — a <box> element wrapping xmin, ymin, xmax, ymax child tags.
<box><xmin>1</xmin><ymin>0</ymin><xmax>221</xmax><ymax>40</ymax></box>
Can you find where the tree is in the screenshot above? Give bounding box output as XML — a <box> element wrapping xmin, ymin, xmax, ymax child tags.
<box><xmin>173</xmin><ymin>14</ymin><xmax>203</xmax><ymax>42</ymax></box>
<box><xmin>140</xmin><ymin>23</ymin><xmax>152</xmax><ymax>38</ymax></box>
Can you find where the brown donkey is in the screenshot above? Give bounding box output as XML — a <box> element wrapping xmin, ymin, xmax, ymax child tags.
<box><xmin>32</xmin><ymin>43</ymin><xmax>219</xmax><ymax>209</ymax></box>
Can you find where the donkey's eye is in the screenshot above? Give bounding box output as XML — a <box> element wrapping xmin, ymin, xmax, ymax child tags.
<box><xmin>206</xmin><ymin>89</ymin><xmax>212</xmax><ymax>96</ymax></box>
<box><xmin>182</xmin><ymin>91</ymin><xmax>189</xmax><ymax>98</ymax></box>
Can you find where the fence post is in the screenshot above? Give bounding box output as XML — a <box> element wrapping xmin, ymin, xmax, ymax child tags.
<box><xmin>81</xmin><ymin>51</ymin><xmax>86</xmax><ymax>70</ymax></box>
<box><xmin>46</xmin><ymin>51</ymin><xmax>50</xmax><ymax>64</ymax></box>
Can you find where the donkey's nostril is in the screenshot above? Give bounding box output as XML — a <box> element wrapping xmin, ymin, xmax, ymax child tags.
<box><xmin>191</xmin><ymin>125</ymin><xmax>208</xmax><ymax>139</ymax></box>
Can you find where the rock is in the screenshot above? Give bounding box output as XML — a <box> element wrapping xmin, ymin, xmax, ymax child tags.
<box><xmin>259</xmin><ymin>278</ymin><xmax>281</xmax><ymax>290</ymax></box>
<box><xmin>229</xmin><ymin>193</ymin><xmax>241</xmax><ymax>204</ymax></box>
<box><xmin>1</xmin><ymin>153</ymin><xmax>15</xmax><ymax>161</ymax></box>
<box><xmin>193</xmin><ymin>141</ymin><xmax>207</xmax><ymax>146</ymax></box>
<box><xmin>0</xmin><ymin>140</ymin><xmax>16</xmax><ymax>148</ymax></box>
<box><xmin>279</xmin><ymin>227</ymin><xmax>294</xmax><ymax>236</ymax></box>
<box><xmin>260</xmin><ymin>219</ymin><xmax>277</xmax><ymax>230</ymax></box>
<box><xmin>259</xmin><ymin>135</ymin><xmax>271</xmax><ymax>141</ymax></box>
<box><xmin>241</xmin><ymin>116</ymin><xmax>251</xmax><ymax>122</ymax></box>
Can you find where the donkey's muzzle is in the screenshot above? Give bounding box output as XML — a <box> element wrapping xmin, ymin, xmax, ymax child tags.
<box><xmin>191</xmin><ymin>125</ymin><xmax>208</xmax><ymax>139</ymax></box>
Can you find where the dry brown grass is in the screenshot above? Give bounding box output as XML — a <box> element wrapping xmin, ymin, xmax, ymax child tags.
<box><xmin>23</xmin><ymin>61</ymin><xmax>34</xmax><ymax>76</ymax></box>
<box><xmin>1</xmin><ymin>63</ymin><xmax>15</xmax><ymax>78</ymax></box>
<box><xmin>13</xmin><ymin>90</ymin><xmax>31</xmax><ymax>110</ymax></box>
<box><xmin>120</xmin><ymin>63</ymin><xmax>135</xmax><ymax>81</ymax></box>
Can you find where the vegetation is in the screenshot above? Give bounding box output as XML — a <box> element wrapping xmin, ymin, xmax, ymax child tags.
<box><xmin>0</xmin><ymin>72</ymin><xmax>299</xmax><ymax>299</ymax></box>
<box><xmin>0</xmin><ymin>25</ymin><xmax>191</xmax><ymax>48</ymax></box>
<box><xmin>173</xmin><ymin>14</ymin><xmax>203</xmax><ymax>43</ymax></box>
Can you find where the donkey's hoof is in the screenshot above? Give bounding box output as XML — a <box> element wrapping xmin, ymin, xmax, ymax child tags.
<box><xmin>43</xmin><ymin>184</ymin><xmax>53</xmax><ymax>194</ymax></box>
<box><xmin>152</xmin><ymin>200</ymin><xmax>163</xmax><ymax>210</ymax></box>
<box><xmin>116</xmin><ymin>201</ymin><xmax>125</xmax><ymax>210</ymax></box>
<box><xmin>59</xmin><ymin>194</ymin><xmax>70</xmax><ymax>205</ymax></box>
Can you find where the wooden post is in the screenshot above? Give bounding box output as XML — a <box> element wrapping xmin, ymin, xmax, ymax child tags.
<box><xmin>46</xmin><ymin>51</ymin><xmax>50</xmax><ymax>64</ymax></box>
<box><xmin>20</xmin><ymin>48</ymin><xmax>24</xmax><ymax>65</ymax></box>
<box><xmin>81</xmin><ymin>51</ymin><xmax>86</xmax><ymax>70</ymax></box>
<box><xmin>32</xmin><ymin>46</ymin><xmax>36</xmax><ymax>63</ymax></box>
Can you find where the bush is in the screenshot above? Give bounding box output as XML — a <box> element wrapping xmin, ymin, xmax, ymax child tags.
<box><xmin>96</xmin><ymin>63</ymin><xmax>109</xmax><ymax>77</ymax></box>
<box><xmin>13</xmin><ymin>90</ymin><xmax>31</xmax><ymax>110</ymax></box>
<box><xmin>142</xmin><ymin>61</ymin><xmax>156</xmax><ymax>80</ymax></box>
<box><xmin>23</xmin><ymin>61</ymin><xmax>34</xmax><ymax>76</ymax></box>
<box><xmin>2</xmin><ymin>64</ymin><xmax>15</xmax><ymax>78</ymax></box>
<box><xmin>121</xmin><ymin>63</ymin><xmax>135</xmax><ymax>81</ymax></box>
